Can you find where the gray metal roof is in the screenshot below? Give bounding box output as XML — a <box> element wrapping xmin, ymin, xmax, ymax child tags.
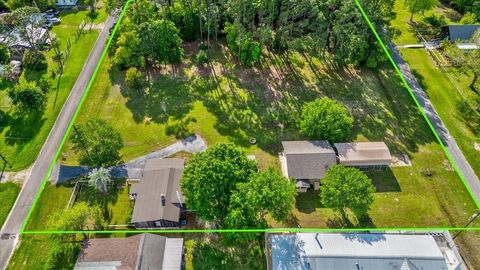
<box><xmin>131</xmin><ymin>158</ymin><xmax>184</xmax><ymax>224</ymax></box>
<box><xmin>334</xmin><ymin>141</ymin><xmax>392</xmax><ymax>166</ymax></box>
<box><xmin>447</xmin><ymin>25</ymin><xmax>480</xmax><ymax>41</ymax></box>
<box><xmin>281</xmin><ymin>141</ymin><xmax>337</xmax><ymax>180</ymax></box>
<box><xmin>270</xmin><ymin>233</ymin><xmax>451</xmax><ymax>270</ymax></box>
<box><xmin>74</xmin><ymin>234</ymin><xmax>184</xmax><ymax>270</ymax></box>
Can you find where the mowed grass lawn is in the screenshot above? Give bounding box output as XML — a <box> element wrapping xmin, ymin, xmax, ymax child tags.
<box><xmin>56</xmin><ymin>39</ymin><xmax>479</xmax><ymax>229</ymax></box>
<box><xmin>391</xmin><ymin>0</ymin><xmax>480</xmax><ymax>177</ymax></box>
<box><xmin>0</xmin><ymin>182</ymin><xmax>21</xmax><ymax>227</ymax></box>
<box><xmin>0</xmin><ymin>10</ymin><xmax>104</xmax><ymax>171</ymax></box>
<box><xmin>26</xmin><ymin>180</ymin><xmax>131</xmax><ymax>230</ymax></box>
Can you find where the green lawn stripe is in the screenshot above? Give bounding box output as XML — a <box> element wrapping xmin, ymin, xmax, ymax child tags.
<box><xmin>353</xmin><ymin>0</ymin><xmax>480</xmax><ymax>210</ymax></box>
<box><xmin>20</xmin><ymin>1</ymin><xmax>133</xmax><ymax>234</ymax></box>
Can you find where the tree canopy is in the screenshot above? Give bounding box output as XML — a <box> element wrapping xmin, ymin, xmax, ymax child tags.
<box><xmin>114</xmin><ymin>0</ymin><xmax>395</xmax><ymax>69</ymax></box>
<box><xmin>404</xmin><ymin>0</ymin><xmax>438</xmax><ymax>21</ymax></box>
<box><xmin>88</xmin><ymin>167</ymin><xmax>112</xmax><ymax>195</ymax></box>
<box><xmin>224</xmin><ymin>167</ymin><xmax>296</xmax><ymax>229</ymax></box>
<box><xmin>7</xmin><ymin>82</ymin><xmax>46</xmax><ymax>112</ymax></box>
<box><xmin>71</xmin><ymin>118</ymin><xmax>124</xmax><ymax>167</ymax></box>
<box><xmin>320</xmin><ymin>165</ymin><xmax>376</xmax><ymax>219</ymax></box>
<box><xmin>300</xmin><ymin>97</ymin><xmax>353</xmax><ymax>142</ymax></box>
<box><xmin>181</xmin><ymin>143</ymin><xmax>258</xmax><ymax>223</ymax></box>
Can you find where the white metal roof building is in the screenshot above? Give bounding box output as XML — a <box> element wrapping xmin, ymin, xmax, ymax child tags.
<box><xmin>269</xmin><ymin>233</ymin><xmax>460</xmax><ymax>270</ymax></box>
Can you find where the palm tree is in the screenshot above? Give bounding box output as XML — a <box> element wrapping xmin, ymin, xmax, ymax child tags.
<box><xmin>88</xmin><ymin>167</ymin><xmax>112</xmax><ymax>195</ymax></box>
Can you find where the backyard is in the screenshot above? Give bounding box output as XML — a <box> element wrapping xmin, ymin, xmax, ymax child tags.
<box><xmin>50</xmin><ymin>36</ymin><xmax>478</xmax><ymax>229</ymax></box>
<box><xmin>26</xmin><ymin>179</ymin><xmax>132</xmax><ymax>231</ymax></box>
<box><xmin>0</xmin><ymin>6</ymin><xmax>108</xmax><ymax>171</ymax></box>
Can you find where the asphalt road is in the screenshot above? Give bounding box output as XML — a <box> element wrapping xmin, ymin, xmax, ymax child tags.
<box><xmin>390</xmin><ymin>45</ymin><xmax>480</xmax><ymax>205</ymax></box>
<box><xmin>0</xmin><ymin>16</ymin><xmax>116</xmax><ymax>270</ymax></box>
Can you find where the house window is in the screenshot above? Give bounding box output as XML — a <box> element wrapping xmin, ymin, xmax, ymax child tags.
<box><xmin>154</xmin><ymin>221</ymin><xmax>162</xmax><ymax>227</ymax></box>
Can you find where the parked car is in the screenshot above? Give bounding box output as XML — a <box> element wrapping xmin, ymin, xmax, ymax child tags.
<box><xmin>50</xmin><ymin>18</ymin><xmax>61</xmax><ymax>25</ymax></box>
<box><xmin>42</xmin><ymin>21</ymin><xmax>53</xmax><ymax>28</ymax></box>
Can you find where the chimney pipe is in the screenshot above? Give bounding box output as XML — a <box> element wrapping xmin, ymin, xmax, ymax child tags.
<box><xmin>161</xmin><ymin>194</ymin><xmax>165</xmax><ymax>206</ymax></box>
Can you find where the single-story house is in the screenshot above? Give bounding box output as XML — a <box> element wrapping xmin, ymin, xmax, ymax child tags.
<box><xmin>268</xmin><ymin>232</ymin><xmax>461</xmax><ymax>270</ymax></box>
<box><xmin>334</xmin><ymin>141</ymin><xmax>392</xmax><ymax>169</ymax></box>
<box><xmin>441</xmin><ymin>25</ymin><xmax>480</xmax><ymax>49</ymax></box>
<box><xmin>280</xmin><ymin>141</ymin><xmax>337</xmax><ymax>192</ymax></box>
<box><xmin>130</xmin><ymin>158</ymin><xmax>186</xmax><ymax>228</ymax></box>
<box><xmin>74</xmin><ymin>233</ymin><xmax>184</xmax><ymax>270</ymax></box>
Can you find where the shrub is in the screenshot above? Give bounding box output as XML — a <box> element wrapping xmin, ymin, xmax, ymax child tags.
<box><xmin>239</xmin><ymin>38</ymin><xmax>261</xmax><ymax>67</ymax></box>
<box><xmin>7</xmin><ymin>82</ymin><xmax>46</xmax><ymax>111</ymax></box>
<box><xmin>38</xmin><ymin>77</ymin><xmax>51</xmax><ymax>93</ymax></box>
<box><xmin>199</xmin><ymin>42</ymin><xmax>208</xmax><ymax>51</ymax></box>
<box><xmin>423</xmin><ymin>15</ymin><xmax>447</xmax><ymax>28</ymax></box>
<box><xmin>460</xmin><ymin>12</ymin><xmax>479</xmax><ymax>24</ymax></box>
<box><xmin>0</xmin><ymin>44</ymin><xmax>9</xmax><ymax>64</ymax></box>
<box><xmin>300</xmin><ymin>97</ymin><xmax>353</xmax><ymax>142</ymax></box>
<box><xmin>457</xmin><ymin>99</ymin><xmax>480</xmax><ymax>133</ymax></box>
<box><xmin>196</xmin><ymin>50</ymin><xmax>208</xmax><ymax>64</ymax></box>
<box><xmin>125</xmin><ymin>67</ymin><xmax>143</xmax><ymax>90</ymax></box>
<box><xmin>22</xmin><ymin>50</ymin><xmax>48</xmax><ymax>71</ymax></box>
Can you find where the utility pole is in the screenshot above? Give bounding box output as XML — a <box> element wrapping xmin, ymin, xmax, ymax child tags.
<box><xmin>453</xmin><ymin>211</ymin><xmax>480</xmax><ymax>240</ymax></box>
<box><xmin>0</xmin><ymin>153</ymin><xmax>8</xmax><ymax>181</ymax></box>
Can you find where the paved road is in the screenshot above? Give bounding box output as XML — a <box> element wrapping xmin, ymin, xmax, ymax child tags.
<box><xmin>390</xmin><ymin>45</ymin><xmax>480</xmax><ymax>205</ymax></box>
<box><xmin>0</xmin><ymin>16</ymin><xmax>116</xmax><ymax>270</ymax></box>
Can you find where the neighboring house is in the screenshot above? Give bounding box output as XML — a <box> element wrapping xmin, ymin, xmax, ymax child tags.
<box><xmin>441</xmin><ymin>25</ymin><xmax>480</xmax><ymax>49</ymax></box>
<box><xmin>280</xmin><ymin>141</ymin><xmax>337</xmax><ymax>192</ymax></box>
<box><xmin>56</xmin><ymin>0</ymin><xmax>79</xmax><ymax>7</ymax></box>
<box><xmin>334</xmin><ymin>142</ymin><xmax>392</xmax><ymax>169</ymax></box>
<box><xmin>130</xmin><ymin>158</ymin><xmax>186</xmax><ymax>228</ymax></box>
<box><xmin>0</xmin><ymin>25</ymin><xmax>48</xmax><ymax>51</ymax></box>
<box><xmin>74</xmin><ymin>233</ymin><xmax>185</xmax><ymax>270</ymax></box>
<box><xmin>268</xmin><ymin>232</ymin><xmax>463</xmax><ymax>270</ymax></box>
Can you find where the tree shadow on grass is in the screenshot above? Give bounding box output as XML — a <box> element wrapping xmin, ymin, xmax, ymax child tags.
<box><xmin>119</xmin><ymin>72</ymin><xmax>194</xmax><ymax>124</ymax></box>
<box><xmin>75</xmin><ymin>180</ymin><xmax>125</xmax><ymax>223</ymax></box>
<box><xmin>367</xmin><ymin>168</ymin><xmax>402</xmax><ymax>192</ymax></box>
<box><xmin>326</xmin><ymin>213</ymin><xmax>376</xmax><ymax>228</ymax></box>
<box><xmin>189</xmin><ymin>48</ymin><xmax>312</xmax><ymax>156</ymax></box>
<box><xmin>295</xmin><ymin>190</ymin><xmax>320</xmax><ymax>214</ymax></box>
<box><xmin>4</xmin><ymin>111</ymin><xmax>45</xmax><ymax>146</ymax></box>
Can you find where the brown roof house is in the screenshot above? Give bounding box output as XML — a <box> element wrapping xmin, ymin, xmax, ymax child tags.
<box><xmin>74</xmin><ymin>233</ymin><xmax>184</xmax><ymax>270</ymax></box>
<box><xmin>280</xmin><ymin>141</ymin><xmax>337</xmax><ymax>192</ymax></box>
<box><xmin>334</xmin><ymin>142</ymin><xmax>392</xmax><ymax>168</ymax></box>
<box><xmin>130</xmin><ymin>158</ymin><xmax>186</xmax><ymax>228</ymax></box>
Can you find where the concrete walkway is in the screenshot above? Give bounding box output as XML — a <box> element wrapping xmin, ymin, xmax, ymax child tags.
<box><xmin>390</xmin><ymin>44</ymin><xmax>480</xmax><ymax>205</ymax></box>
<box><xmin>0</xmin><ymin>16</ymin><xmax>117</xmax><ymax>270</ymax></box>
<box><xmin>50</xmin><ymin>134</ymin><xmax>207</xmax><ymax>183</ymax></box>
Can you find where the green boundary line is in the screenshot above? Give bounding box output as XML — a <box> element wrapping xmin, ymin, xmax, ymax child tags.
<box><xmin>18</xmin><ymin>0</ymin><xmax>479</xmax><ymax>235</ymax></box>
<box><xmin>353</xmin><ymin>0</ymin><xmax>480</xmax><ymax>210</ymax></box>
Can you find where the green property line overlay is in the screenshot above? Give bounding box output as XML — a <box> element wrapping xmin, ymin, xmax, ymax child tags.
<box><xmin>19</xmin><ymin>0</ymin><xmax>479</xmax><ymax>235</ymax></box>
<box><xmin>353</xmin><ymin>0</ymin><xmax>480</xmax><ymax>211</ymax></box>
<box><xmin>19</xmin><ymin>0</ymin><xmax>133</xmax><ymax>234</ymax></box>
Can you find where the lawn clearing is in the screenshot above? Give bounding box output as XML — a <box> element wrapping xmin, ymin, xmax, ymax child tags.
<box><xmin>75</xmin><ymin>180</ymin><xmax>132</xmax><ymax>225</ymax></box>
<box><xmin>0</xmin><ymin>9</ymin><xmax>106</xmax><ymax>171</ymax></box>
<box><xmin>53</xmin><ymin>38</ymin><xmax>479</xmax><ymax>229</ymax></box>
<box><xmin>0</xmin><ymin>181</ymin><xmax>21</xmax><ymax>227</ymax></box>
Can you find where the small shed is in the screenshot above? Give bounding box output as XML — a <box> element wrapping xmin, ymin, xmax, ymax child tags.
<box><xmin>334</xmin><ymin>142</ymin><xmax>392</xmax><ymax>169</ymax></box>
